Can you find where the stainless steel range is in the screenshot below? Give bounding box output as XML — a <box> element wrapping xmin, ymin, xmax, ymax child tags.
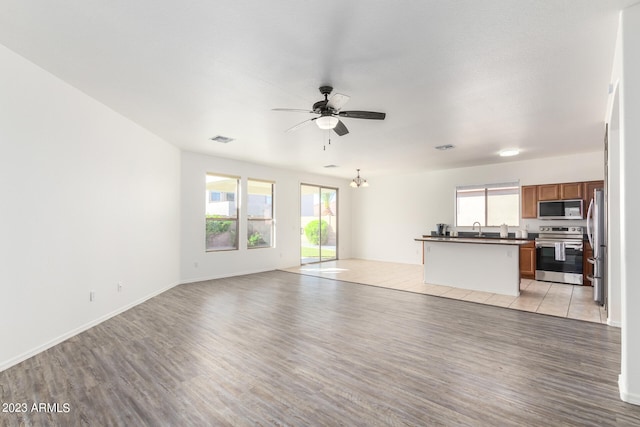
<box><xmin>535</xmin><ymin>226</ymin><xmax>584</xmax><ymax>285</ymax></box>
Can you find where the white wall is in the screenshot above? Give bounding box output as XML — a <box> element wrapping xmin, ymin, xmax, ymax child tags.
<box><xmin>617</xmin><ymin>3</ymin><xmax>640</xmax><ymax>406</ymax></box>
<box><xmin>0</xmin><ymin>45</ymin><xmax>181</xmax><ymax>371</ymax></box>
<box><xmin>180</xmin><ymin>151</ymin><xmax>353</xmax><ymax>283</ymax></box>
<box><xmin>352</xmin><ymin>152</ymin><xmax>603</xmax><ymax>264</ymax></box>
<box><xmin>606</xmin><ymin>20</ymin><xmax>623</xmax><ymax>329</ymax></box>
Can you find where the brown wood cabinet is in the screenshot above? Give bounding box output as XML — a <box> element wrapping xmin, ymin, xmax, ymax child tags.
<box><xmin>538</xmin><ymin>182</ymin><xmax>583</xmax><ymax>201</ymax></box>
<box><xmin>521</xmin><ymin>180</ymin><xmax>604</xmax><ymax>219</ymax></box>
<box><xmin>583</xmin><ymin>241</ymin><xmax>593</xmax><ymax>286</ymax></box>
<box><xmin>521</xmin><ymin>186</ymin><xmax>538</xmax><ymax>219</ymax></box>
<box><xmin>583</xmin><ymin>181</ymin><xmax>604</xmax><ymax>217</ymax></box>
<box><xmin>519</xmin><ymin>241</ymin><xmax>536</xmax><ymax>279</ymax></box>
<box><xmin>537</xmin><ymin>184</ymin><xmax>560</xmax><ymax>201</ymax></box>
<box><xmin>560</xmin><ymin>182</ymin><xmax>583</xmax><ymax>199</ymax></box>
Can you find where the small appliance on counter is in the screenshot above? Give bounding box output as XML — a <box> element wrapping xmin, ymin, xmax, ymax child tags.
<box><xmin>435</xmin><ymin>223</ymin><xmax>447</xmax><ymax>236</ymax></box>
<box><xmin>500</xmin><ymin>224</ymin><xmax>508</xmax><ymax>238</ymax></box>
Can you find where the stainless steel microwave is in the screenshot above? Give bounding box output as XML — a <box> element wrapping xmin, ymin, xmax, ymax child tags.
<box><xmin>538</xmin><ymin>199</ymin><xmax>583</xmax><ymax>220</ymax></box>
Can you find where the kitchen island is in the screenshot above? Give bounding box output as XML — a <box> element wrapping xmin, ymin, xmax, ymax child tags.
<box><xmin>415</xmin><ymin>236</ymin><xmax>531</xmax><ymax>296</ymax></box>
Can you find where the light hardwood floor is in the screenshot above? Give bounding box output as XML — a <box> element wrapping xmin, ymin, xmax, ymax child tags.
<box><xmin>3</xmin><ymin>270</ymin><xmax>639</xmax><ymax>426</ymax></box>
<box><xmin>282</xmin><ymin>259</ymin><xmax>607</xmax><ymax>323</ymax></box>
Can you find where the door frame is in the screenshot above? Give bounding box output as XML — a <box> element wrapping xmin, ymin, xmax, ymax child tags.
<box><xmin>300</xmin><ymin>183</ymin><xmax>339</xmax><ymax>264</ymax></box>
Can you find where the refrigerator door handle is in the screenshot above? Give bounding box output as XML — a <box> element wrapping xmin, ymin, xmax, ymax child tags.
<box><xmin>586</xmin><ymin>198</ymin><xmax>594</xmax><ymax>250</ymax></box>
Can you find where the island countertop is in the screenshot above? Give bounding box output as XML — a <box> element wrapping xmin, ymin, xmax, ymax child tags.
<box><xmin>415</xmin><ymin>236</ymin><xmax>532</xmax><ymax>245</ymax></box>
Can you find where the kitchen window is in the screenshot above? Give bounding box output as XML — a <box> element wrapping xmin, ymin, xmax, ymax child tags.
<box><xmin>205</xmin><ymin>173</ymin><xmax>239</xmax><ymax>251</ymax></box>
<box><xmin>456</xmin><ymin>181</ymin><xmax>520</xmax><ymax>227</ymax></box>
<box><xmin>247</xmin><ymin>179</ymin><xmax>274</xmax><ymax>249</ymax></box>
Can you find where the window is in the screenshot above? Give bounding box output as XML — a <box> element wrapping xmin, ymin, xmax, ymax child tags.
<box><xmin>205</xmin><ymin>174</ymin><xmax>239</xmax><ymax>251</ymax></box>
<box><xmin>247</xmin><ymin>179</ymin><xmax>274</xmax><ymax>249</ymax></box>
<box><xmin>456</xmin><ymin>182</ymin><xmax>520</xmax><ymax>226</ymax></box>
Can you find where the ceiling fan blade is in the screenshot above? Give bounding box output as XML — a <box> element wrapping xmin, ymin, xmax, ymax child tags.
<box><xmin>338</xmin><ymin>110</ymin><xmax>386</xmax><ymax>120</ymax></box>
<box><xmin>272</xmin><ymin>108</ymin><xmax>315</xmax><ymax>113</ymax></box>
<box><xmin>326</xmin><ymin>93</ymin><xmax>350</xmax><ymax>111</ymax></box>
<box><xmin>285</xmin><ymin>117</ymin><xmax>317</xmax><ymax>133</ymax></box>
<box><xmin>333</xmin><ymin>120</ymin><xmax>349</xmax><ymax>136</ymax></box>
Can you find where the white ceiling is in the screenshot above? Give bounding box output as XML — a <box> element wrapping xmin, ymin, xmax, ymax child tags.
<box><xmin>0</xmin><ymin>0</ymin><xmax>635</xmax><ymax>178</ymax></box>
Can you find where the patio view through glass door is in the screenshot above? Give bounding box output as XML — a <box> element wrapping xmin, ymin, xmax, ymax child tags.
<box><xmin>300</xmin><ymin>184</ymin><xmax>338</xmax><ymax>264</ymax></box>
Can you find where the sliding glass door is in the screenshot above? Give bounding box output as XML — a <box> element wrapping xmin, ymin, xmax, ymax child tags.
<box><xmin>300</xmin><ymin>184</ymin><xmax>338</xmax><ymax>264</ymax></box>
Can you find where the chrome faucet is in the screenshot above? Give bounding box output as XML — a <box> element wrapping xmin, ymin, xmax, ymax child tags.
<box><xmin>472</xmin><ymin>221</ymin><xmax>483</xmax><ymax>237</ymax></box>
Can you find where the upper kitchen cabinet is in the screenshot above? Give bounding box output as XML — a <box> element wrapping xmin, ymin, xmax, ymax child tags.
<box><xmin>521</xmin><ymin>186</ymin><xmax>538</xmax><ymax>218</ymax></box>
<box><xmin>522</xmin><ymin>180</ymin><xmax>603</xmax><ymax>219</ymax></box>
<box><xmin>537</xmin><ymin>184</ymin><xmax>561</xmax><ymax>201</ymax></box>
<box><xmin>537</xmin><ymin>182</ymin><xmax>583</xmax><ymax>201</ymax></box>
<box><xmin>584</xmin><ymin>181</ymin><xmax>605</xmax><ymax>203</ymax></box>
<box><xmin>560</xmin><ymin>182</ymin><xmax>583</xmax><ymax>199</ymax></box>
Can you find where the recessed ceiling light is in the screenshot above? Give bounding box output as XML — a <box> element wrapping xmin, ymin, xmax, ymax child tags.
<box><xmin>499</xmin><ymin>149</ymin><xmax>520</xmax><ymax>157</ymax></box>
<box><xmin>435</xmin><ymin>144</ymin><xmax>455</xmax><ymax>150</ymax></box>
<box><xmin>324</xmin><ymin>164</ymin><xmax>339</xmax><ymax>168</ymax></box>
<box><xmin>210</xmin><ymin>135</ymin><xmax>234</xmax><ymax>143</ymax></box>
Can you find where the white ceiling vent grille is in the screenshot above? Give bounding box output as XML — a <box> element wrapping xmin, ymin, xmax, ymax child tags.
<box><xmin>210</xmin><ymin>135</ymin><xmax>234</xmax><ymax>143</ymax></box>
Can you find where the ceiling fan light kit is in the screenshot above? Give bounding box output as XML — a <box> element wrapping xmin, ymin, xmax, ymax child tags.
<box><xmin>316</xmin><ymin>115</ymin><xmax>339</xmax><ymax>129</ymax></box>
<box><xmin>274</xmin><ymin>86</ymin><xmax>386</xmax><ymax>137</ymax></box>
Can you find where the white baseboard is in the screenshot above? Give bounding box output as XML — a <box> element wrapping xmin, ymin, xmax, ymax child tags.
<box><xmin>0</xmin><ymin>281</ymin><xmax>179</xmax><ymax>373</ymax></box>
<box><xmin>608</xmin><ymin>318</ymin><xmax>622</xmax><ymax>328</ymax></box>
<box><xmin>180</xmin><ymin>267</ymin><xmax>276</xmax><ymax>285</ymax></box>
<box><xmin>619</xmin><ymin>374</ymin><xmax>640</xmax><ymax>405</ymax></box>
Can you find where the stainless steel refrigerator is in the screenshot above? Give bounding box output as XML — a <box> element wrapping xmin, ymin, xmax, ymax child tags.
<box><xmin>587</xmin><ymin>188</ymin><xmax>606</xmax><ymax>305</ymax></box>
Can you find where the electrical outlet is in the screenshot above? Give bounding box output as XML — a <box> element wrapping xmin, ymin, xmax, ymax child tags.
<box><xmin>90</xmin><ymin>291</ymin><xmax>95</xmax><ymax>302</ymax></box>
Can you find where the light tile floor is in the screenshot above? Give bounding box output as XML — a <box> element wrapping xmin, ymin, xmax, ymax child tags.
<box><xmin>281</xmin><ymin>259</ymin><xmax>607</xmax><ymax>324</ymax></box>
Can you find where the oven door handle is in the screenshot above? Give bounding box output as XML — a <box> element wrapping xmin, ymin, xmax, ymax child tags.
<box><xmin>535</xmin><ymin>242</ymin><xmax>583</xmax><ymax>250</ymax></box>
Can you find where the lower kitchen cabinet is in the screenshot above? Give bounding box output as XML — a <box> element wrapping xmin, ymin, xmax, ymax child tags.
<box><xmin>583</xmin><ymin>241</ymin><xmax>593</xmax><ymax>286</ymax></box>
<box><xmin>519</xmin><ymin>241</ymin><xmax>536</xmax><ymax>279</ymax></box>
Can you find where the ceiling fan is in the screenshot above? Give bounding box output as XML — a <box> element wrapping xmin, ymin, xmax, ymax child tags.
<box><xmin>273</xmin><ymin>86</ymin><xmax>386</xmax><ymax>136</ymax></box>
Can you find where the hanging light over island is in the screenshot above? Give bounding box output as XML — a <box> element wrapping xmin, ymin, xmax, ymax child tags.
<box><xmin>350</xmin><ymin>169</ymin><xmax>369</xmax><ymax>188</ymax></box>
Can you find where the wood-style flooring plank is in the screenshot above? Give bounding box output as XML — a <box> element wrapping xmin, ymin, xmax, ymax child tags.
<box><xmin>1</xmin><ymin>270</ymin><xmax>639</xmax><ymax>426</ymax></box>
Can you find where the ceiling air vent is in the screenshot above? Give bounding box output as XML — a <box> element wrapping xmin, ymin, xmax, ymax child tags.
<box><xmin>435</xmin><ymin>144</ymin><xmax>455</xmax><ymax>151</ymax></box>
<box><xmin>324</xmin><ymin>164</ymin><xmax>339</xmax><ymax>168</ymax></box>
<box><xmin>210</xmin><ymin>135</ymin><xmax>234</xmax><ymax>143</ymax></box>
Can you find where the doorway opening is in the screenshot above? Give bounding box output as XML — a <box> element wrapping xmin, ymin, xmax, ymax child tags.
<box><xmin>300</xmin><ymin>184</ymin><xmax>338</xmax><ymax>264</ymax></box>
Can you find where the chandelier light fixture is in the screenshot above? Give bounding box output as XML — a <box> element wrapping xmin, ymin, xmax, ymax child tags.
<box><xmin>350</xmin><ymin>169</ymin><xmax>369</xmax><ymax>188</ymax></box>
